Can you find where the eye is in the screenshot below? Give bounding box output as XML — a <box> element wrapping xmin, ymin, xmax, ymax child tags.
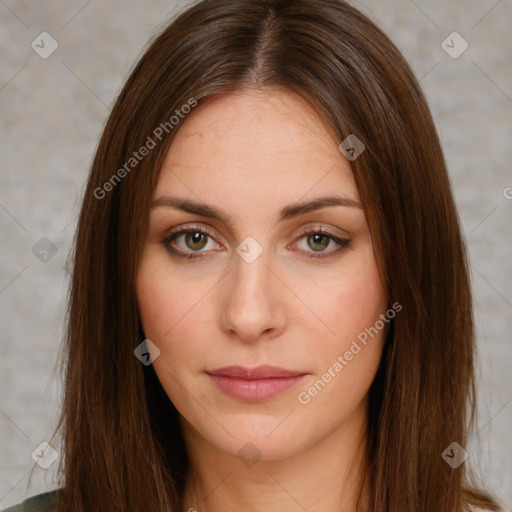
<box><xmin>162</xmin><ymin>224</ymin><xmax>351</xmax><ymax>260</ymax></box>
<box><xmin>162</xmin><ymin>224</ymin><xmax>222</xmax><ymax>259</ymax></box>
<box><xmin>291</xmin><ymin>227</ymin><xmax>351</xmax><ymax>259</ymax></box>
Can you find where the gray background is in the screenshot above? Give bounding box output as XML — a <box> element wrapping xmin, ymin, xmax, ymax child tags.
<box><xmin>1</xmin><ymin>0</ymin><xmax>511</xmax><ymax>509</ymax></box>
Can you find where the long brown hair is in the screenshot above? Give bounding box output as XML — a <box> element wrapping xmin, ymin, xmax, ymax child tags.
<box><xmin>50</xmin><ymin>0</ymin><xmax>500</xmax><ymax>510</ymax></box>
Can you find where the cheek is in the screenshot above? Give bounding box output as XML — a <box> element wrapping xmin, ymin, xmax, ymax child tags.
<box><xmin>136</xmin><ymin>258</ymin><xmax>199</xmax><ymax>406</ymax></box>
<box><xmin>295</xmin><ymin>259</ymin><xmax>388</xmax><ymax>421</ymax></box>
<box><xmin>136</xmin><ymin>253</ymin><xmax>202</xmax><ymax>340</ymax></box>
<box><xmin>332</xmin><ymin>271</ymin><xmax>387</xmax><ymax>339</ymax></box>
<box><xmin>136</xmin><ymin>270</ymin><xmax>173</xmax><ymax>340</ymax></box>
<box><xmin>135</xmin><ymin>253</ymin><xmax>214</xmax><ymax>381</ymax></box>
<box><xmin>305</xmin><ymin>244</ymin><xmax>388</xmax><ymax>354</ymax></box>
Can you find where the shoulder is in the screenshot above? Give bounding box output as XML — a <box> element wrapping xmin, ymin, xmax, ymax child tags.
<box><xmin>1</xmin><ymin>489</ymin><xmax>59</xmax><ymax>512</ymax></box>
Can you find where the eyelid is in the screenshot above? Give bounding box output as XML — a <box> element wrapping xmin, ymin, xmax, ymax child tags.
<box><xmin>288</xmin><ymin>226</ymin><xmax>351</xmax><ymax>258</ymax></box>
<box><xmin>164</xmin><ymin>222</ymin><xmax>348</xmax><ymax>243</ymax></box>
<box><xmin>161</xmin><ymin>223</ymin><xmax>224</xmax><ymax>259</ymax></box>
<box><xmin>162</xmin><ymin>222</ymin><xmax>351</xmax><ymax>259</ymax></box>
<box><xmin>293</xmin><ymin>224</ymin><xmax>350</xmax><ymax>242</ymax></box>
<box><xmin>165</xmin><ymin>222</ymin><xmax>217</xmax><ymax>239</ymax></box>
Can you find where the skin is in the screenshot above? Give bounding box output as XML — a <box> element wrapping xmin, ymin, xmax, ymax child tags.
<box><xmin>136</xmin><ymin>88</ymin><xmax>389</xmax><ymax>512</ymax></box>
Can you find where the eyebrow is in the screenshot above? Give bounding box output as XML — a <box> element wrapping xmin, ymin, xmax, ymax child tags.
<box><xmin>151</xmin><ymin>195</ymin><xmax>363</xmax><ymax>223</ymax></box>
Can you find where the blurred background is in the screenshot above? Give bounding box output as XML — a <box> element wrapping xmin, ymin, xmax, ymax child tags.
<box><xmin>0</xmin><ymin>0</ymin><xmax>511</xmax><ymax>509</ymax></box>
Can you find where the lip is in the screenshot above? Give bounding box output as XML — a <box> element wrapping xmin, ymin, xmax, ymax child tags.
<box><xmin>206</xmin><ymin>365</ymin><xmax>308</xmax><ymax>402</ymax></box>
<box><xmin>207</xmin><ymin>365</ymin><xmax>306</xmax><ymax>379</ymax></box>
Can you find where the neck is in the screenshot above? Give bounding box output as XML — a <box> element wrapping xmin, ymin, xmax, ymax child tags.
<box><xmin>180</xmin><ymin>401</ymin><xmax>371</xmax><ymax>512</ymax></box>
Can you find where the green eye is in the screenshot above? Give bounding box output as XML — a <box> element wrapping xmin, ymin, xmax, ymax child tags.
<box><xmin>182</xmin><ymin>231</ymin><xmax>209</xmax><ymax>251</ymax></box>
<box><xmin>307</xmin><ymin>233</ymin><xmax>330</xmax><ymax>251</ymax></box>
<box><xmin>163</xmin><ymin>225</ymin><xmax>350</xmax><ymax>260</ymax></box>
<box><xmin>295</xmin><ymin>228</ymin><xmax>351</xmax><ymax>258</ymax></box>
<box><xmin>163</xmin><ymin>224</ymin><xmax>219</xmax><ymax>259</ymax></box>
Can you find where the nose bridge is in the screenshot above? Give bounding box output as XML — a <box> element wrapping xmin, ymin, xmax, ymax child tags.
<box><xmin>233</xmin><ymin>241</ymin><xmax>270</xmax><ymax>293</ymax></box>
<box><xmin>230</xmin><ymin>237</ymin><xmax>274</xmax><ymax>308</ymax></box>
<box><xmin>229</xmin><ymin>232</ymin><xmax>272</xmax><ymax>289</ymax></box>
<box><xmin>220</xmin><ymin>237</ymin><xmax>286</xmax><ymax>341</ymax></box>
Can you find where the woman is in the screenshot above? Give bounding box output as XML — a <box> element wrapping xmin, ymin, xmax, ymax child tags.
<box><xmin>4</xmin><ymin>0</ymin><xmax>502</xmax><ymax>511</ymax></box>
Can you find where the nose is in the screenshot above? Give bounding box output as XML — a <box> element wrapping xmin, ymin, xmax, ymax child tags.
<box><xmin>219</xmin><ymin>247</ymin><xmax>287</xmax><ymax>344</ymax></box>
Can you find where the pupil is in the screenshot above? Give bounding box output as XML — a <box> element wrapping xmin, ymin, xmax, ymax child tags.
<box><xmin>187</xmin><ymin>232</ymin><xmax>206</xmax><ymax>250</ymax></box>
<box><xmin>310</xmin><ymin>234</ymin><xmax>328</xmax><ymax>251</ymax></box>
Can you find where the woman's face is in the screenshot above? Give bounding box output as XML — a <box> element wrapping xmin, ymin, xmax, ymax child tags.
<box><xmin>136</xmin><ymin>88</ymin><xmax>389</xmax><ymax>462</ymax></box>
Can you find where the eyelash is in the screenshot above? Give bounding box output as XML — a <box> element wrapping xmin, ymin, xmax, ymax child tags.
<box><xmin>162</xmin><ymin>224</ymin><xmax>351</xmax><ymax>260</ymax></box>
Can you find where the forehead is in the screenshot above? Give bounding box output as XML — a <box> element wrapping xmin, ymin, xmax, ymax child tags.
<box><xmin>154</xmin><ymin>88</ymin><xmax>359</xmax><ymax>214</ymax></box>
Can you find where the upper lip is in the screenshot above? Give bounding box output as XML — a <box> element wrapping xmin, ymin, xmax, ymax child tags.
<box><xmin>206</xmin><ymin>365</ymin><xmax>307</xmax><ymax>379</ymax></box>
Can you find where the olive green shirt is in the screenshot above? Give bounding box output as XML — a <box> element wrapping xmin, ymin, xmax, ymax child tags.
<box><xmin>2</xmin><ymin>490</ymin><xmax>58</xmax><ymax>512</ymax></box>
<box><xmin>1</xmin><ymin>490</ymin><xmax>495</xmax><ymax>511</ymax></box>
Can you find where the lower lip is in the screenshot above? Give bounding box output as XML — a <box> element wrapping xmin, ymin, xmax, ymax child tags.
<box><xmin>207</xmin><ymin>374</ymin><xmax>307</xmax><ymax>402</ymax></box>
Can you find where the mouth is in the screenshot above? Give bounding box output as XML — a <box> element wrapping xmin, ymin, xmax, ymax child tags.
<box><xmin>205</xmin><ymin>365</ymin><xmax>308</xmax><ymax>402</ymax></box>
